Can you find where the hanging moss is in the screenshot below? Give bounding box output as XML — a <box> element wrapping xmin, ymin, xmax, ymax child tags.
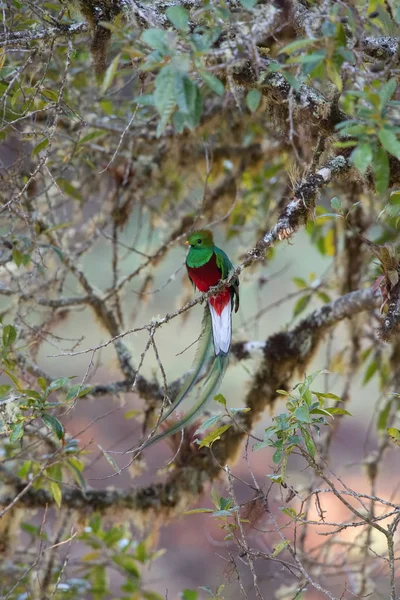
<box><xmin>67</xmin><ymin>1</ymin><xmax>135</xmax><ymax>78</ymax></box>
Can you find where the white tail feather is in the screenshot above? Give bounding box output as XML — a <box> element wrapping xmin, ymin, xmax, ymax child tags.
<box><xmin>208</xmin><ymin>301</ymin><xmax>231</xmax><ymax>355</ymax></box>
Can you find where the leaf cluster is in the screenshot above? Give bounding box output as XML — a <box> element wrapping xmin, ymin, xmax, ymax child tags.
<box><xmin>254</xmin><ymin>371</ymin><xmax>350</xmax><ymax>480</ymax></box>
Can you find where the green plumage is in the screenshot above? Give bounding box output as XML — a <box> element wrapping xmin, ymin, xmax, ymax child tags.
<box><xmin>135</xmin><ymin>229</ymin><xmax>238</xmax><ymax>454</ymax></box>
<box><xmin>136</xmin><ymin>308</ymin><xmax>229</xmax><ymax>451</ymax></box>
<box><xmin>186</xmin><ymin>245</ymin><xmax>214</xmax><ymax>268</ymax></box>
<box><xmin>146</xmin><ymin>308</ymin><xmax>213</xmax><ymax>431</ymax></box>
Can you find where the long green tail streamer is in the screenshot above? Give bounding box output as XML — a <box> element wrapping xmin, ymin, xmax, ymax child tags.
<box><xmin>154</xmin><ymin>307</ymin><xmax>214</xmax><ymax>427</ymax></box>
<box><xmin>138</xmin><ymin>351</ymin><xmax>229</xmax><ymax>451</ymax></box>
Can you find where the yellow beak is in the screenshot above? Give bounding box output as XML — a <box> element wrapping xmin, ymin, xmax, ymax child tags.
<box><xmin>185</xmin><ymin>240</ymin><xmax>189</xmax><ymax>245</ymax></box>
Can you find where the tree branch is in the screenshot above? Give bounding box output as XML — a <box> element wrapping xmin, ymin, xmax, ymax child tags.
<box><xmin>0</xmin><ymin>287</ymin><xmax>381</xmax><ymax>518</ymax></box>
<box><xmin>0</xmin><ymin>22</ymin><xmax>88</xmax><ymax>48</ymax></box>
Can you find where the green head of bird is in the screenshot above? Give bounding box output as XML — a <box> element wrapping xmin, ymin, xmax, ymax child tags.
<box><xmin>185</xmin><ymin>230</ymin><xmax>214</xmax><ymax>249</ymax></box>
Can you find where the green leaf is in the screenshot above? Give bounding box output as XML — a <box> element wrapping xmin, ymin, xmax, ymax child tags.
<box><xmin>378</xmin><ymin>129</ymin><xmax>400</xmax><ymax>160</ymax></box>
<box><xmin>281</xmin><ymin>71</ymin><xmax>301</xmax><ymax>92</ymax></box>
<box><xmin>184</xmin><ymin>85</ymin><xmax>202</xmax><ymax>130</ymax></box>
<box><xmin>100</xmin><ymin>53</ymin><xmax>120</xmax><ymax>95</ymax></box>
<box><xmin>173</xmin><ymin>110</ymin><xmax>187</xmax><ymax>134</ymax></box>
<box><xmin>181</xmin><ymin>590</ymin><xmax>198</xmax><ymax>600</ymax></box>
<box><xmin>301</xmin><ymin>427</ymin><xmax>315</xmax><ymax>457</ymax></box>
<box><xmin>230</xmin><ymin>407</ymin><xmax>251</xmax><ymax>415</ymax></box>
<box><xmin>300</xmin><ymin>371</ymin><xmax>325</xmax><ymax>395</ymax></box>
<box><xmin>324</xmin><ymin>407</ymin><xmax>351</xmax><ymax>416</ymax></box>
<box><xmin>363</xmin><ymin>360</ymin><xmax>378</xmax><ymax>385</ymax></box>
<box><xmin>47</xmin><ymin>377</ymin><xmax>70</xmax><ymax>393</ymax></box>
<box><xmin>134</xmin><ymin>541</ymin><xmax>147</xmax><ymax>563</ymax></box>
<box><xmin>379</xmin><ymin>78</ymin><xmax>397</xmax><ymax>106</ymax></box>
<box><xmin>66</xmin><ymin>458</ymin><xmax>86</xmax><ymax>490</ymax></box>
<box><xmin>317</xmin><ymin>291</ymin><xmax>331</xmax><ymax>303</ymax></box>
<box><xmin>198</xmin><ymin>424</ymin><xmax>231</xmax><ymax>448</ymax></box>
<box><xmin>41</xmin><ymin>414</ymin><xmax>64</xmax><ymax>440</ymax></box>
<box><xmin>143</xmin><ymin>592</ymin><xmax>164</xmax><ymax>600</ymax></box>
<box><xmin>56</xmin><ymin>178</ymin><xmax>82</xmax><ymax>201</ymax></box>
<box><xmin>175</xmin><ymin>75</ymin><xmax>197</xmax><ymax>115</ymax></box>
<box><xmin>32</xmin><ymin>137</ymin><xmax>49</xmax><ymax>156</ymax></box>
<box><xmin>214</xmin><ymin>393</ymin><xmax>226</xmax><ymax>406</ymax></box>
<box><xmin>272</xmin><ymin>448</ymin><xmax>282</xmax><ymax>464</ymax></box>
<box><xmin>141</xmin><ymin>28</ymin><xmax>168</xmax><ymax>53</ymax></box>
<box><xmin>154</xmin><ymin>65</ymin><xmax>177</xmax><ymax>136</ymax></box>
<box><xmin>390</xmin><ymin>190</ymin><xmax>400</xmax><ymax>204</ymax></box>
<box><xmin>37</xmin><ymin>377</ymin><xmax>47</xmax><ymax>391</ymax></box>
<box><xmin>68</xmin><ymin>456</ymin><xmax>84</xmax><ymax>472</ymax></box>
<box><xmin>280</xmin><ymin>39</ymin><xmax>317</xmax><ymax>54</ymax></box>
<box><xmin>24</xmin><ymin>389</ymin><xmax>42</xmax><ymax>400</ymax></box>
<box><xmin>388</xmin><ymin>427</ymin><xmax>400</xmax><ymax>446</ymax></box>
<box><xmin>351</xmin><ymin>143</ymin><xmax>372</xmax><ymax>174</ymax></box>
<box><xmin>90</xmin><ymin>565</ymin><xmax>108</xmax><ymax>597</ymax></box>
<box><xmin>99</xmin><ymin>445</ymin><xmax>120</xmax><ymax>472</ymax></box>
<box><xmin>199</xmin><ymin>70</ymin><xmax>225</xmax><ymax>96</ymax></box>
<box><xmin>9</xmin><ymin>421</ymin><xmax>24</xmax><ymax>443</ymax></box>
<box><xmin>124</xmin><ymin>409</ymin><xmax>140</xmax><ymax>420</ymax></box>
<box><xmin>194</xmin><ymin>414</ymin><xmax>223</xmax><ymax>434</ymax></box>
<box><xmin>212</xmin><ymin>509</ymin><xmax>233</xmax><ymax>517</ymax></box>
<box><xmin>331</xmin><ymin>197</ymin><xmax>342</xmax><ymax>212</ymax></box>
<box><xmin>39</xmin><ymin>244</ymin><xmax>63</xmax><ymax>261</ymax></box>
<box><xmin>338</xmin><ymin>120</ymin><xmax>368</xmax><ymax>135</ymax></box>
<box><xmin>41</xmin><ymin>89</ymin><xmax>58</xmax><ymax>101</ymax></box>
<box><xmin>18</xmin><ymin>460</ymin><xmax>32</xmax><ymax>478</ymax></box>
<box><xmin>271</xmin><ymin>539</ymin><xmax>290</xmax><ymax>557</ymax></box>
<box><xmin>3</xmin><ymin>368</ymin><xmax>22</xmax><ymax>390</ymax></box>
<box><xmin>78</xmin><ymin>131</ymin><xmax>106</xmax><ymax>145</ymax></box>
<box><xmin>42</xmin><ymin>221</ymin><xmax>73</xmax><ymax>235</ymax></box>
<box><xmin>65</xmin><ymin>384</ymin><xmax>93</xmax><ymax>401</ymax></box>
<box><xmin>12</xmin><ymin>248</ymin><xmax>23</xmax><ymax>267</ymax></box>
<box><xmin>21</xmin><ymin>523</ymin><xmax>41</xmax><ymax>537</ymax></box>
<box><xmin>289</xmin><ymin>49</ymin><xmax>326</xmax><ymax>64</ymax></box>
<box><xmin>326</xmin><ymin>59</ymin><xmax>342</xmax><ymax>91</ymax></box>
<box><xmin>281</xmin><ymin>507</ymin><xmax>298</xmax><ymax>518</ymax></box>
<box><xmin>0</xmin><ymin>384</ymin><xmax>11</xmax><ymax>399</ymax></box>
<box><xmin>182</xmin><ymin>508</ymin><xmax>214</xmax><ymax>515</ymax></box>
<box><xmin>246</xmin><ymin>89</ymin><xmax>261</xmax><ymax>112</ymax></box>
<box><xmin>292</xmin><ymin>277</ymin><xmax>307</xmax><ymax>289</ymax></box>
<box><xmin>311</xmin><ymin>408</ymin><xmax>335</xmax><ymax>418</ymax></box>
<box><xmin>293</xmin><ymin>294</ymin><xmax>311</xmax><ymax>317</ymax></box>
<box><xmin>373</xmin><ymin>147</ymin><xmax>389</xmax><ymax>195</ymax></box>
<box><xmin>377</xmin><ymin>402</ymin><xmax>391</xmax><ymax>431</ymax></box>
<box><xmin>199</xmin><ymin>586</ymin><xmax>213</xmax><ymax>597</ymax></box>
<box><xmin>166</xmin><ymin>5</ymin><xmax>189</xmax><ymax>32</ymax></box>
<box><xmin>294</xmin><ymin>405</ymin><xmax>310</xmax><ymax>423</ymax></box>
<box><xmin>3</xmin><ymin>324</ymin><xmax>17</xmax><ymax>347</ymax></box>
<box><xmin>133</xmin><ymin>93</ymin><xmax>154</xmax><ymax>106</ymax></box>
<box><xmin>238</xmin><ymin>0</ymin><xmax>258</xmax><ymax>9</ymax></box>
<box><xmin>100</xmin><ymin>99</ymin><xmax>113</xmax><ymax>115</ymax></box>
<box><xmin>210</xmin><ymin>486</ymin><xmax>220</xmax><ymax>509</ymax></box>
<box><xmin>47</xmin><ymin>463</ymin><xmax>63</xmax><ymax>482</ymax></box>
<box><xmin>49</xmin><ymin>480</ymin><xmax>62</xmax><ymax>508</ymax></box>
<box><xmin>312</xmin><ymin>391</ymin><xmax>341</xmax><ymax>401</ymax></box>
<box><xmin>112</xmin><ymin>554</ymin><xmax>140</xmax><ymax>578</ymax></box>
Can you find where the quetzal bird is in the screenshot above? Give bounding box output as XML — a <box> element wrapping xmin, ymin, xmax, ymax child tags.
<box><xmin>139</xmin><ymin>229</ymin><xmax>239</xmax><ymax>451</ymax></box>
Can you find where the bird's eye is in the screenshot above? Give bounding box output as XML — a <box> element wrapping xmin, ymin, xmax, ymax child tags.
<box><xmin>197</xmin><ymin>239</ymin><xmax>202</xmax><ymax>244</ymax></box>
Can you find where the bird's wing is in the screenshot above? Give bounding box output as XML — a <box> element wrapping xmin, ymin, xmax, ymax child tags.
<box><xmin>188</xmin><ymin>274</ymin><xmax>196</xmax><ymax>290</ymax></box>
<box><xmin>214</xmin><ymin>247</ymin><xmax>231</xmax><ymax>278</ymax></box>
<box><xmin>214</xmin><ymin>247</ymin><xmax>240</xmax><ymax>312</ymax></box>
